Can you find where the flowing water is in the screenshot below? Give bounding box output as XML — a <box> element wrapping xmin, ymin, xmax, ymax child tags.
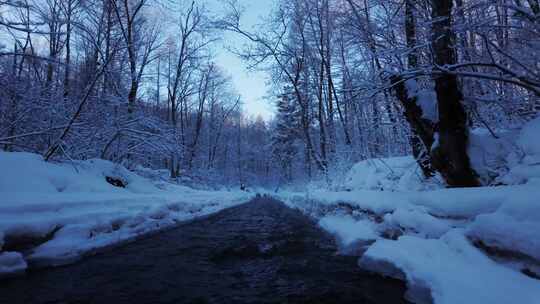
<box><xmin>0</xmin><ymin>197</ymin><xmax>408</xmax><ymax>303</ymax></box>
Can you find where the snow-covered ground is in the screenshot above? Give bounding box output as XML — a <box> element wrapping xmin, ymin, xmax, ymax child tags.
<box><xmin>278</xmin><ymin>116</ymin><xmax>540</xmax><ymax>304</ymax></box>
<box><xmin>2</xmin><ymin>116</ymin><xmax>539</xmax><ymax>303</ymax></box>
<box><xmin>0</xmin><ymin>152</ymin><xmax>252</xmax><ymax>277</ymax></box>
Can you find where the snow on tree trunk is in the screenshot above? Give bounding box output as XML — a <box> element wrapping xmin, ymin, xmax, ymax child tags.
<box><xmin>390</xmin><ymin>0</ymin><xmax>435</xmax><ymax>178</ymax></box>
<box><xmin>390</xmin><ymin>76</ymin><xmax>435</xmax><ymax>178</ymax></box>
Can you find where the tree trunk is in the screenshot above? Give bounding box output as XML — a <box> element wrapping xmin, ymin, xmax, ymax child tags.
<box><xmin>390</xmin><ymin>0</ymin><xmax>435</xmax><ymax>178</ymax></box>
<box><xmin>63</xmin><ymin>0</ymin><xmax>73</xmax><ymax>97</ymax></box>
<box><xmin>527</xmin><ymin>0</ymin><xmax>540</xmax><ymax>14</ymax></box>
<box><xmin>390</xmin><ymin>75</ymin><xmax>435</xmax><ymax>177</ymax></box>
<box><xmin>430</xmin><ymin>0</ymin><xmax>479</xmax><ymax>187</ymax></box>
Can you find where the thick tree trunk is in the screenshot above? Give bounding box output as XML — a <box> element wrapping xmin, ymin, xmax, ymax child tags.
<box><xmin>430</xmin><ymin>0</ymin><xmax>479</xmax><ymax>187</ymax></box>
<box><xmin>390</xmin><ymin>0</ymin><xmax>435</xmax><ymax>178</ymax></box>
<box><xmin>390</xmin><ymin>76</ymin><xmax>435</xmax><ymax>178</ymax></box>
<box><xmin>406</xmin><ymin>0</ymin><xmax>433</xmax><ymax>177</ymax></box>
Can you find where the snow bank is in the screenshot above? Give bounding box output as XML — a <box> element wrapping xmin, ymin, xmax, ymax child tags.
<box><xmin>382</xmin><ymin>206</ymin><xmax>452</xmax><ymax>239</ymax></box>
<box><xmin>280</xmin><ymin>116</ymin><xmax>540</xmax><ymax>304</ymax></box>
<box><xmin>286</xmin><ymin>189</ymin><xmax>410</xmax><ymax>216</ymax></box>
<box><xmin>341</xmin><ymin>115</ymin><xmax>540</xmax><ymax>190</ymax></box>
<box><xmin>0</xmin><ymin>152</ymin><xmax>252</xmax><ymax>276</ymax></box>
<box><xmin>360</xmin><ymin>230</ymin><xmax>540</xmax><ymax>304</ymax></box>
<box><xmin>282</xmin><ymin>182</ymin><xmax>540</xmax><ymax>304</ymax></box>
<box><xmin>319</xmin><ymin>215</ymin><xmax>378</xmax><ymax>249</ymax></box>
<box><xmin>0</xmin><ymin>152</ymin><xmax>161</xmax><ymax>194</ymax></box>
<box><xmin>467</xmin><ymin>191</ymin><xmax>540</xmax><ymax>261</ymax></box>
<box><xmin>342</xmin><ymin>156</ymin><xmax>442</xmax><ymax>192</ymax></box>
<box><xmin>518</xmin><ymin>115</ymin><xmax>540</xmax><ymax>156</ymax></box>
<box><xmin>468</xmin><ymin>128</ymin><xmax>514</xmax><ymax>184</ymax></box>
<box><xmin>501</xmin><ymin>115</ymin><xmax>540</xmax><ymax>184</ymax></box>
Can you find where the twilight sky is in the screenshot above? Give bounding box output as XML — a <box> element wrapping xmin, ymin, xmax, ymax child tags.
<box><xmin>210</xmin><ymin>0</ymin><xmax>277</xmax><ymax>120</ymax></box>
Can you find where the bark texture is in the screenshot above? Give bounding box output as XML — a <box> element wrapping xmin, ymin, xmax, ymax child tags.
<box><xmin>430</xmin><ymin>0</ymin><xmax>479</xmax><ymax>187</ymax></box>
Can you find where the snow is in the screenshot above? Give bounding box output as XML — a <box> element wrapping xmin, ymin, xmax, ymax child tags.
<box><xmin>285</xmin><ymin>189</ymin><xmax>409</xmax><ymax>216</ymax></box>
<box><xmin>410</xmin><ymin>186</ymin><xmax>509</xmax><ymax>218</ymax></box>
<box><xmin>2</xmin><ymin>113</ymin><xmax>539</xmax><ymax>302</ymax></box>
<box><xmin>281</xmin><ymin>181</ymin><xmax>540</xmax><ymax>304</ymax></box>
<box><xmin>279</xmin><ymin>116</ymin><xmax>540</xmax><ymax>304</ymax></box>
<box><xmin>405</xmin><ymin>79</ymin><xmax>438</xmax><ymax>123</ymax></box>
<box><xmin>382</xmin><ymin>206</ymin><xmax>452</xmax><ymax>239</ymax></box>
<box><xmin>0</xmin><ymin>152</ymin><xmax>252</xmax><ymax>274</ymax></box>
<box><xmin>467</xmin><ymin>192</ymin><xmax>540</xmax><ymax>261</ymax></box>
<box><xmin>360</xmin><ymin>230</ymin><xmax>540</xmax><ymax>304</ymax></box>
<box><xmin>501</xmin><ymin>115</ymin><xmax>540</xmax><ymax>185</ymax></box>
<box><xmin>431</xmin><ymin>132</ymin><xmax>439</xmax><ymax>152</ymax></box>
<box><xmin>468</xmin><ymin>128</ymin><xmax>515</xmax><ymax>184</ymax></box>
<box><xmin>518</xmin><ymin>115</ymin><xmax>540</xmax><ymax>156</ymax></box>
<box><xmin>343</xmin><ymin>156</ymin><xmax>442</xmax><ymax>192</ymax></box>
<box><xmin>0</xmin><ymin>152</ymin><xmax>160</xmax><ymax>194</ymax></box>
<box><xmin>0</xmin><ymin>252</ymin><xmax>27</xmax><ymax>278</ymax></box>
<box><xmin>319</xmin><ymin>215</ymin><xmax>377</xmax><ymax>247</ymax></box>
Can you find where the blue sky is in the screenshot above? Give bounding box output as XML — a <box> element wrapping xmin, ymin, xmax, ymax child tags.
<box><xmin>210</xmin><ymin>0</ymin><xmax>276</xmax><ymax>120</ymax></box>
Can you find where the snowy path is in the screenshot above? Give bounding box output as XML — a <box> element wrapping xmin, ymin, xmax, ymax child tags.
<box><xmin>0</xmin><ymin>197</ymin><xmax>407</xmax><ymax>304</ymax></box>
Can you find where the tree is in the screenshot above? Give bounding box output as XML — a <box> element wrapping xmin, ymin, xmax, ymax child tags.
<box><xmin>112</xmin><ymin>0</ymin><xmax>158</xmax><ymax>115</ymax></box>
<box><xmin>272</xmin><ymin>91</ymin><xmax>299</xmax><ymax>183</ymax></box>
<box><xmin>165</xmin><ymin>1</ymin><xmax>211</xmax><ymax>177</ymax></box>
<box><xmin>390</xmin><ymin>0</ymin><xmax>435</xmax><ymax>178</ymax></box>
<box><xmin>429</xmin><ymin>0</ymin><xmax>479</xmax><ymax>187</ymax></box>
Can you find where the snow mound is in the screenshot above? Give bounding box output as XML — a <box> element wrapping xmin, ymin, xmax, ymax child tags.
<box><xmin>280</xmin><ymin>156</ymin><xmax>540</xmax><ymax>304</ymax></box>
<box><xmin>343</xmin><ymin>156</ymin><xmax>442</xmax><ymax>192</ymax></box>
<box><xmin>276</xmin><ymin>116</ymin><xmax>540</xmax><ymax>304</ymax></box>
<box><xmin>0</xmin><ymin>151</ymin><xmax>159</xmax><ymax>194</ymax></box>
<box><xmin>468</xmin><ymin>128</ymin><xmax>514</xmax><ymax>184</ymax></box>
<box><xmin>501</xmin><ymin>115</ymin><xmax>540</xmax><ymax>184</ymax></box>
<box><xmin>518</xmin><ymin>115</ymin><xmax>540</xmax><ymax>156</ymax></box>
<box><xmin>382</xmin><ymin>206</ymin><xmax>452</xmax><ymax>239</ymax></box>
<box><xmin>360</xmin><ymin>231</ymin><xmax>540</xmax><ymax>304</ymax></box>
<box><xmin>467</xmin><ymin>192</ymin><xmax>540</xmax><ymax>261</ymax></box>
<box><xmin>340</xmin><ymin>114</ymin><xmax>540</xmax><ymax>190</ymax></box>
<box><xmin>319</xmin><ymin>215</ymin><xmax>377</xmax><ymax>253</ymax></box>
<box><xmin>0</xmin><ymin>152</ymin><xmax>252</xmax><ymax>276</ymax></box>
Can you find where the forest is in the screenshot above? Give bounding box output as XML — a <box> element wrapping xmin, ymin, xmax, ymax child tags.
<box><xmin>1</xmin><ymin>0</ymin><xmax>538</xmax><ymax>189</ymax></box>
<box><xmin>1</xmin><ymin>1</ymin><xmax>540</xmax><ymax>303</ymax></box>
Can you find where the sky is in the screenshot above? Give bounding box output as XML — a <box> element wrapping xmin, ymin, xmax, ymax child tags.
<box><xmin>0</xmin><ymin>0</ymin><xmax>276</xmax><ymax>120</ymax></box>
<box><xmin>210</xmin><ymin>0</ymin><xmax>276</xmax><ymax>120</ymax></box>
